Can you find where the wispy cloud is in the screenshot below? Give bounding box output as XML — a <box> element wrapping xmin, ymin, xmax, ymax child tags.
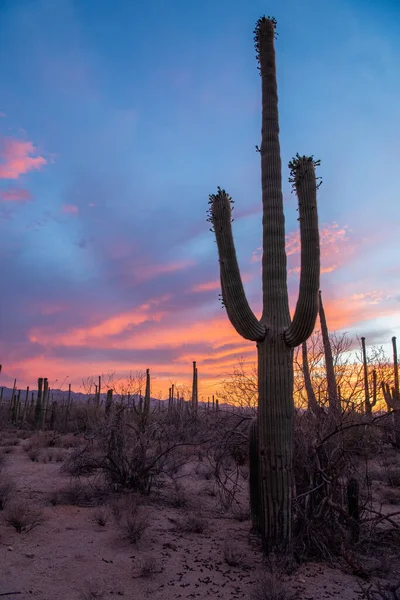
<box><xmin>0</xmin><ymin>188</ymin><xmax>32</xmax><ymax>202</ymax></box>
<box><xmin>62</xmin><ymin>204</ymin><xmax>79</xmax><ymax>214</ymax></box>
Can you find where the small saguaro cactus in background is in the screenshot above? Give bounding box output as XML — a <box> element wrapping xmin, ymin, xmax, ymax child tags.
<box><xmin>381</xmin><ymin>336</ymin><xmax>400</xmax><ymax>448</ymax></box>
<box><xmin>34</xmin><ymin>377</ymin><xmax>44</xmax><ymax>429</ymax></box>
<box><xmin>208</xmin><ymin>16</ymin><xmax>321</xmax><ymax>552</ymax></box>
<box><xmin>191</xmin><ymin>361</ymin><xmax>198</xmax><ymax>416</ymax></box>
<box><xmin>319</xmin><ymin>290</ymin><xmax>340</xmax><ymax>415</ymax></box>
<box><xmin>361</xmin><ymin>337</ymin><xmax>378</xmax><ymax>418</ymax></box>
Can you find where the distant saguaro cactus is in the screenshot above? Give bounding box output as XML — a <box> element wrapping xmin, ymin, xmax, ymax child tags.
<box><xmin>34</xmin><ymin>378</ymin><xmax>44</xmax><ymax>429</ymax></box>
<box><xmin>382</xmin><ymin>336</ymin><xmax>400</xmax><ymax>448</ymax></box>
<box><xmin>208</xmin><ymin>17</ymin><xmax>320</xmax><ymax>551</ymax></box>
<box><xmin>361</xmin><ymin>337</ymin><xmax>377</xmax><ymax>418</ymax></box>
<box><xmin>191</xmin><ymin>361</ymin><xmax>198</xmax><ymax>416</ymax></box>
<box><xmin>319</xmin><ymin>291</ymin><xmax>340</xmax><ymax>415</ymax></box>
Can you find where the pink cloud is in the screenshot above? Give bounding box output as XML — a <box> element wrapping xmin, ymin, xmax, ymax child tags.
<box><xmin>191</xmin><ymin>280</ymin><xmax>221</xmax><ymax>293</ymax></box>
<box><xmin>62</xmin><ymin>204</ymin><xmax>79</xmax><ymax>215</ymax></box>
<box><xmin>0</xmin><ymin>137</ymin><xmax>46</xmax><ymax>179</ymax></box>
<box><xmin>135</xmin><ymin>259</ymin><xmax>194</xmax><ymax>282</ymax></box>
<box><xmin>252</xmin><ymin>222</ymin><xmax>352</xmax><ymax>276</ymax></box>
<box><xmin>0</xmin><ymin>188</ymin><xmax>32</xmax><ymax>203</ymax></box>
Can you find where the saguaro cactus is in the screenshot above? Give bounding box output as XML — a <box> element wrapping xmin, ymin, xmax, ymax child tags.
<box><xmin>301</xmin><ymin>341</ymin><xmax>320</xmax><ymax>416</ymax></box>
<box><xmin>208</xmin><ymin>17</ymin><xmax>320</xmax><ymax>551</ymax></box>
<box><xmin>319</xmin><ymin>290</ymin><xmax>340</xmax><ymax>415</ymax></box>
<box><xmin>191</xmin><ymin>361</ymin><xmax>198</xmax><ymax>416</ymax></box>
<box><xmin>361</xmin><ymin>337</ymin><xmax>377</xmax><ymax>417</ymax></box>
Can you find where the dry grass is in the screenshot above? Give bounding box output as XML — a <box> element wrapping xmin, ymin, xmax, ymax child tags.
<box><xmin>223</xmin><ymin>542</ymin><xmax>246</xmax><ymax>568</ymax></box>
<box><xmin>4</xmin><ymin>500</ymin><xmax>44</xmax><ymax>533</ymax></box>
<box><xmin>250</xmin><ymin>572</ymin><xmax>297</xmax><ymax>600</ymax></box>
<box><xmin>177</xmin><ymin>513</ymin><xmax>208</xmax><ymax>534</ymax></box>
<box><xmin>93</xmin><ymin>507</ymin><xmax>109</xmax><ymax>526</ymax></box>
<box><xmin>78</xmin><ymin>579</ymin><xmax>105</xmax><ymax>600</ymax></box>
<box><xmin>0</xmin><ymin>475</ymin><xmax>15</xmax><ymax>510</ymax></box>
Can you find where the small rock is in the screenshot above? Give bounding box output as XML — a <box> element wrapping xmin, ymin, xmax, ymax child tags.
<box><xmin>7</xmin><ymin>546</ymin><xmax>13</xmax><ymax>551</ymax></box>
<box><xmin>26</xmin><ymin>553</ymin><xmax>35</xmax><ymax>559</ymax></box>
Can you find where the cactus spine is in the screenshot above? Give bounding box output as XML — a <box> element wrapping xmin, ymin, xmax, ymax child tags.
<box><xmin>208</xmin><ymin>17</ymin><xmax>320</xmax><ymax>551</ymax></box>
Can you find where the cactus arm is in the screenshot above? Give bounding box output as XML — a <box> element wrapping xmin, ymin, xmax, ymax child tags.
<box><xmin>209</xmin><ymin>188</ymin><xmax>266</xmax><ymax>342</ymax></box>
<box><xmin>284</xmin><ymin>156</ymin><xmax>320</xmax><ymax>348</ymax></box>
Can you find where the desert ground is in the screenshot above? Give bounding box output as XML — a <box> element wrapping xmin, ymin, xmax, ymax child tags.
<box><xmin>1</xmin><ymin>419</ymin><xmax>399</xmax><ymax>600</ymax></box>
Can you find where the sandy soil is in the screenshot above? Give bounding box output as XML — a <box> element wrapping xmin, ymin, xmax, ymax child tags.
<box><xmin>0</xmin><ymin>433</ymin><xmax>399</xmax><ymax>600</ymax></box>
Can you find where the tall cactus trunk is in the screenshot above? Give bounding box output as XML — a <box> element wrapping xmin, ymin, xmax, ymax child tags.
<box><xmin>318</xmin><ymin>291</ymin><xmax>340</xmax><ymax>415</ymax></box>
<box><xmin>208</xmin><ymin>17</ymin><xmax>320</xmax><ymax>552</ymax></box>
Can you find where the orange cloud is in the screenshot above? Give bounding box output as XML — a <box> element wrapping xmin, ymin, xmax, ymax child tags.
<box><xmin>0</xmin><ymin>137</ymin><xmax>46</xmax><ymax>179</ymax></box>
<box><xmin>62</xmin><ymin>204</ymin><xmax>79</xmax><ymax>214</ymax></box>
<box><xmin>0</xmin><ymin>188</ymin><xmax>32</xmax><ymax>202</ymax></box>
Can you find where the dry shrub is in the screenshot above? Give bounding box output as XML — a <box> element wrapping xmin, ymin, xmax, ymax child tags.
<box><xmin>111</xmin><ymin>495</ymin><xmax>149</xmax><ymax>544</ymax></box>
<box><xmin>292</xmin><ymin>410</ymin><xmax>381</xmax><ymax>560</ymax></box>
<box><xmin>0</xmin><ymin>449</ymin><xmax>6</xmax><ymax>470</ymax></box>
<box><xmin>78</xmin><ymin>579</ymin><xmax>105</xmax><ymax>600</ymax></box>
<box><xmin>0</xmin><ymin>435</ymin><xmax>19</xmax><ymax>447</ymax></box>
<box><xmin>61</xmin><ymin>481</ymin><xmax>107</xmax><ymax>507</ymax></box>
<box><xmin>166</xmin><ymin>482</ymin><xmax>188</xmax><ymax>508</ymax></box>
<box><xmin>250</xmin><ymin>574</ymin><xmax>296</xmax><ymax>600</ymax></box>
<box><xmin>360</xmin><ymin>580</ymin><xmax>400</xmax><ymax>600</ymax></box>
<box><xmin>381</xmin><ymin>487</ymin><xmax>400</xmax><ymax>505</ymax></box>
<box><xmin>93</xmin><ymin>507</ymin><xmax>108</xmax><ymax>526</ymax></box>
<box><xmin>177</xmin><ymin>513</ymin><xmax>207</xmax><ymax>534</ymax></box>
<box><xmin>27</xmin><ymin>448</ymin><xmax>40</xmax><ymax>462</ymax></box>
<box><xmin>48</xmin><ymin>490</ymin><xmax>62</xmax><ymax>506</ymax></box>
<box><xmin>133</xmin><ymin>556</ymin><xmax>161</xmax><ymax>579</ymax></box>
<box><xmin>120</xmin><ymin>510</ymin><xmax>149</xmax><ymax>544</ymax></box>
<box><xmin>231</xmin><ymin>505</ymin><xmax>251</xmax><ymax>522</ymax></box>
<box><xmin>250</xmin><ymin>557</ymin><xmax>297</xmax><ymax>600</ymax></box>
<box><xmin>387</xmin><ymin>467</ymin><xmax>400</xmax><ymax>488</ymax></box>
<box><xmin>4</xmin><ymin>500</ymin><xmax>44</xmax><ymax>533</ymax></box>
<box><xmin>61</xmin><ymin>446</ymin><xmax>102</xmax><ymax>476</ymax></box>
<box><xmin>223</xmin><ymin>542</ymin><xmax>245</xmax><ymax>568</ymax></box>
<box><xmin>0</xmin><ymin>476</ymin><xmax>15</xmax><ymax>510</ymax></box>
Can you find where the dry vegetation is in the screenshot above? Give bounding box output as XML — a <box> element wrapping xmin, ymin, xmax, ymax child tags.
<box><xmin>0</xmin><ymin>358</ymin><xmax>399</xmax><ymax>600</ymax></box>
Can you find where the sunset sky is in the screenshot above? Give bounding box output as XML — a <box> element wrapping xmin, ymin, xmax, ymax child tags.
<box><xmin>0</xmin><ymin>0</ymin><xmax>399</xmax><ymax>399</ymax></box>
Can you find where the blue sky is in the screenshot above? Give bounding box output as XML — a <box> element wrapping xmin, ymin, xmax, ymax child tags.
<box><xmin>0</xmin><ymin>0</ymin><xmax>399</xmax><ymax>394</ymax></box>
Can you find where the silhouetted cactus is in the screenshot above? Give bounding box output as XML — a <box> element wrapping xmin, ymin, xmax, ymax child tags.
<box><xmin>319</xmin><ymin>291</ymin><xmax>340</xmax><ymax>415</ymax></box>
<box><xmin>361</xmin><ymin>337</ymin><xmax>377</xmax><ymax>418</ymax></box>
<box><xmin>34</xmin><ymin>378</ymin><xmax>43</xmax><ymax>429</ymax></box>
<box><xmin>192</xmin><ymin>361</ymin><xmax>198</xmax><ymax>416</ymax></box>
<box><xmin>208</xmin><ymin>16</ymin><xmax>320</xmax><ymax>551</ymax></box>
<box><xmin>105</xmin><ymin>389</ymin><xmax>113</xmax><ymax>418</ymax></box>
<box><xmin>249</xmin><ymin>418</ymin><xmax>260</xmax><ymax>533</ymax></box>
<box><xmin>302</xmin><ymin>341</ymin><xmax>321</xmax><ymax>416</ymax></box>
<box><xmin>382</xmin><ymin>336</ymin><xmax>400</xmax><ymax>448</ymax></box>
